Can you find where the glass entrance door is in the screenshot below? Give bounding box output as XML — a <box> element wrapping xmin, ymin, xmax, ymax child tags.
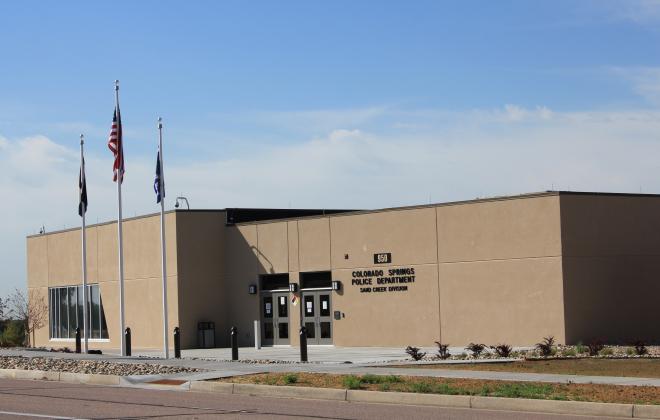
<box><xmin>261</xmin><ymin>292</ymin><xmax>290</xmax><ymax>345</ymax></box>
<box><xmin>301</xmin><ymin>291</ymin><xmax>333</xmax><ymax>345</ymax></box>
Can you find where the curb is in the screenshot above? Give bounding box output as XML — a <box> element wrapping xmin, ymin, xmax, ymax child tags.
<box><xmin>1</xmin><ymin>368</ymin><xmax>658</xmax><ymax>419</ymax></box>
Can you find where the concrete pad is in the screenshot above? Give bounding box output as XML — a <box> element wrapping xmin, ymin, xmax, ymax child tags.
<box><xmin>347</xmin><ymin>389</ymin><xmax>471</xmax><ymax>408</ymax></box>
<box><xmin>233</xmin><ymin>383</ymin><xmax>347</xmax><ymax>401</ymax></box>
<box><xmin>635</xmin><ymin>404</ymin><xmax>660</xmax><ymax>419</ymax></box>
<box><xmin>190</xmin><ymin>381</ymin><xmax>234</xmax><ymax>394</ymax></box>
<box><xmin>470</xmin><ymin>396</ymin><xmax>634</xmax><ymax>418</ymax></box>
<box><xmin>14</xmin><ymin>369</ymin><xmax>59</xmax><ymax>381</ymax></box>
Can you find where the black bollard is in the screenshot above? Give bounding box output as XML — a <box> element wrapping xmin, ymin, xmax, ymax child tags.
<box><xmin>299</xmin><ymin>326</ymin><xmax>308</xmax><ymax>362</ymax></box>
<box><xmin>75</xmin><ymin>327</ymin><xmax>81</xmax><ymax>354</ymax></box>
<box><xmin>230</xmin><ymin>326</ymin><xmax>238</xmax><ymax>361</ymax></box>
<box><xmin>174</xmin><ymin>327</ymin><xmax>181</xmax><ymax>359</ymax></box>
<box><xmin>124</xmin><ymin>327</ymin><xmax>131</xmax><ymax>356</ymax></box>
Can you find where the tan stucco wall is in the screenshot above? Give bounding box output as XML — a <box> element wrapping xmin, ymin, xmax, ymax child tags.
<box><xmin>437</xmin><ymin>196</ymin><xmax>566</xmax><ymax>346</ymax></box>
<box><xmin>27</xmin><ymin>212</ymin><xmax>179</xmax><ymax>351</ymax></box>
<box><xmin>175</xmin><ymin>211</ymin><xmax>226</xmax><ymax>348</ymax></box>
<box><xmin>560</xmin><ymin>194</ymin><xmax>660</xmax><ymax>344</ymax></box>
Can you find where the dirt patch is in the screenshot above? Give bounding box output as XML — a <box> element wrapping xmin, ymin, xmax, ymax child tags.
<box><xmin>391</xmin><ymin>358</ymin><xmax>660</xmax><ymax>378</ymax></box>
<box><xmin>217</xmin><ymin>372</ymin><xmax>660</xmax><ymax>405</ymax></box>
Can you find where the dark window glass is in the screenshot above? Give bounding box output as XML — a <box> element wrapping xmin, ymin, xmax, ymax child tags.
<box><xmin>59</xmin><ymin>288</ymin><xmax>67</xmax><ymax>339</ymax></box>
<box><xmin>264</xmin><ymin>322</ymin><xmax>273</xmax><ymax>340</ymax></box>
<box><xmin>320</xmin><ymin>322</ymin><xmax>331</xmax><ymax>339</ymax></box>
<box><xmin>100</xmin><ymin>293</ymin><xmax>108</xmax><ymax>339</ymax></box>
<box><xmin>91</xmin><ymin>285</ymin><xmax>100</xmax><ymax>338</ymax></box>
<box><xmin>303</xmin><ymin>295</ymin><xmax>314</xmax><ymax>317</ymax></box>
<box><xmin>77</xmin><ymin>286</ymin><xmax>84</xmax><ymax>337</ymax></box>
<box><xmin>305</xmin><ymin>322</ymin><xmax>315</xmax><ymax>339</ymax></box>
<box><xmin>319</xmin><ymin>294</ymin><xmax>330</xmax><ymax>317</ymax></box>
<box><xmin>263</xmin><ymin>297</ymin><xmax>273</xmax><ymax>319</ymax></box>
<box><xmin>300</xmin><ymin>271</ymin><xmax>332</xmax><ymax>289</ymax></box>
<box><xmin>68</xmin><ymin>287</ymin><xmax>77</xmax><ymax>338</ymax></box>
<box><xmin>278</xmin><ymin>322</ymin><xmax>288</xmax><ymax>339</ymax></box>
<box><xmin>260</xmin><ymin>274</ymin><xmax>290</xmax><ymax>290</ymax></box>
<box><xmin>277</xmin><ymin>295</ymin><xmax>287</xmax><ymax>318</ymax></box>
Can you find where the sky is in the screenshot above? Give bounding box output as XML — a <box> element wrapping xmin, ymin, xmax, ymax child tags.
<box><xmin>2</xmin><ymin>0</ymin><xmax>660</xmax><ymax>296</ymax></box>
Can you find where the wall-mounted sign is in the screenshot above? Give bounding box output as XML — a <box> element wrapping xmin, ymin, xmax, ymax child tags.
<box><xmin>351</xmin><ymin>266</ymin><xmax>415</xmax><ymax>294</ymax></box>
<box><xmin>374</xmin><ymin>252</ymin><xmax>392</xmax><ymax>264</ymax></box>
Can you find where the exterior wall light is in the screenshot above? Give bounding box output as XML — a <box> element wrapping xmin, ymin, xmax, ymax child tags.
<box><xmin>288</xmin><ymin>283</ymin><xmax>298</xmax><ymax>293</ymax></box>
<box><xmin>332</xmin><ymin>280</ymin><xmax>341</xmax><ymax>291</ymax></box>
<box><xmin>248</xmin><ymin>284</ymin><xmax>257</xmax><ymax>295</ymax></box>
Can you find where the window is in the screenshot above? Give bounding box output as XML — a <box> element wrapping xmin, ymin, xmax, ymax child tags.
<box><xmin>48</xmin><ymin>284</ymin><xmax>108</xmax><ymax>339</ymax></box>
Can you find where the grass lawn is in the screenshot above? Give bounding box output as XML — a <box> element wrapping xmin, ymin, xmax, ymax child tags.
<box><xmin>397</xmin><ymin>358</ymin><xmax>660</xmax><ymax>378</ymax></box>
<box><xmin>218</xmin><ymin>372</ymin><xmax>660</xmax><ymax>405</ymax></box>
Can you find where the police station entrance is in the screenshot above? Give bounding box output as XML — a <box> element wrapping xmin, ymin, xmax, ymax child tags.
<box><xmin>260</xmin><ymin>274</ymin><xmax>290</xmax><ymax>346</ymax></box>
<box><xmin>300</xmin><ymin>272</ymin><xmax>333</xmax><ymax>345</ymax></box>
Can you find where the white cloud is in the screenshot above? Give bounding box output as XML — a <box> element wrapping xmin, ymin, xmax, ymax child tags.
<box><xmin>612</xmin><ymin>67</ymin><xmax>660</xmax><ymax>105</ymax></box>
<box><xmin>4</xmin><ymin>104</ymin><xmax>660</xmax><ymax>296</ymax></box>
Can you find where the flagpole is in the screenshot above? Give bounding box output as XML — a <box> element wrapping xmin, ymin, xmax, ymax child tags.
<box><xmin>80</xmin><ymin>134</ymin><xmax>89</xmax><ymax>354</ymax></box>
<box><xmin>158</xmin><ymin>117</ymin><xmax>169</xmax><ymax>359</ymax></box>
<box><xmin>115</xmin><ymin>80</ymin><xmax>126</xmax><ymax>357</ymax></box>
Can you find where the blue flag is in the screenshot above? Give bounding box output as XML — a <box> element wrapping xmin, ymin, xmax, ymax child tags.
<box><xmin>154</xmin><ymin>150</ymin><xmax>164</xmax><ymax>203</ymax></box>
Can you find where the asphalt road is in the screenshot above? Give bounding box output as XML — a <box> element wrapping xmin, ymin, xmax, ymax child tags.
<box><xmin>0</xmin><ymin>378</ymin><xmax>621</xmax><ymax>420</ymax></box>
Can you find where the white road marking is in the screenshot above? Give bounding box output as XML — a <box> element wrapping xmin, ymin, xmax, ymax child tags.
<box><xmin>0</xmin><ymin>410</ymin><xmax>83</xmax><ymax>419</ymax></box>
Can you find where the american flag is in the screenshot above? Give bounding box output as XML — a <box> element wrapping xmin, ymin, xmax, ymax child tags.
<box><xmin>108</xmin><ymin>107</ymin><xmax>124</xmax><ymax>183</ymax></box>
<box><xmin>154</xmin><ymin>148</ymin><xmax>164</xmax><ymax>203</ymax></box>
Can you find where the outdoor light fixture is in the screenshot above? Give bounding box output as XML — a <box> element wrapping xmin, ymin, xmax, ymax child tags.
<box><xmin>332</xmin><ymin>280</ymin><xmax>341</xmax><ymax>291</ymax></box>
<box><xmin>288</xmin><ymin>283</ymin><xmax>298</xmax><ymax>293</ymax></box>
<box><xmin>248</xmin><ymin>284</ymin><xmax>257</xmax><ymax>294</ymax></box>
<box><xmin>174</xmin><ymin>196</ymin><xmax>190</xmax><ymax>209</ymax></box>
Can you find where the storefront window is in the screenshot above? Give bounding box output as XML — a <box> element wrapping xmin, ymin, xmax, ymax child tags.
<box><xmin>48</xmin><ymin>284</ymin><xmax>108</xmax><ymax>340</ymax></box>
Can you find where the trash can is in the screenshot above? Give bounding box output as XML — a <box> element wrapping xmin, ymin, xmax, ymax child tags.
<box><xmin>197</xmin><ymin>321</ymin><xmax>215</xmax><ymax>348</ymax></box>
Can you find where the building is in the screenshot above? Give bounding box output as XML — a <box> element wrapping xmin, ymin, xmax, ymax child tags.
<box><xmin>26</xmin><ymin>191</ymin><xmax>660</xmax><ymax>351</ymax></box>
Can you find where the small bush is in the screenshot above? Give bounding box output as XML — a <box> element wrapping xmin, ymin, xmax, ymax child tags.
<box><xmin>561</xmin><ymin>348</ymin><xmax>577</xmax><ymax>357</ymax></box>
<box><xmin>378</xmin><ymin>383</ymin><xmax>390</xmax><ymax>391</ymax></box>
<box><xmin>633</xmin><ymin>340</ymin><xmax>648</xmax><ymax>356</ymax></box>
<box><xmin>410</xmin><ymin>382</ymin><xmax>433</xmax><ymax>393</ymax></box>
<box><xmin>625</xmin><ymin>347</ymin><xmax>635</xmax><ymax>356</ymax></box>
<box><xmin>342</xmin><ymin>375</ymin><xmax>362</xmax><ymax>390</ymax></box>
<box><xmin>600</xmin><ymin>347</ymin><xmax>614</xmax><ymax>356</ymax></box>
<box><xmin>283</xmin><ymin>373</ymin><xmax>298</xmax><ymax>384</ymax></box>
<box><xmin>575</xmin><ymin>342</ymin><xmax>587</xmax><ymax>354</ymax></box>
<box><xmin>587</xmin><ymin>340</ymin><xmax>604</xmax><ymax>356</ymax></box>
<box><xmin>405</xmin><ymin>346</ymin><xmax>427</xmax><ymax>361</ymax></box>
<box><xmin>361</xmin><ymin>374</ymin><xmax>383</xmax><ymax>384</ymax></box>
<box><xmin>466</xmin><ymin>343</ymin><xmax>486</xmax><ymax>358</ymax></box>
<box><xmin>456</xmin><ymin>352</ymin><xmax>468</xmax><ymax>360</ymax></box>
<box><xmin>535</xmin><ymin>336</ymin><xmax>555</xmax><ymax>357</ymax></box>
<box><xmin>490</xmin><ymin>344</ymin><xmax>513</xmax><ymax>358</ymax></box>
<box><xmin>435</xmin><ymin>341</ymin><xmax>451</xmax><ymax>359</ymax></box>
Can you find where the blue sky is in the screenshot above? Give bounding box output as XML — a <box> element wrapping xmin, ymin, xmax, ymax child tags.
<box><xmin>2</xmin><ymin>0</ymin><xmax>660</xmax><ymax>295</ymax></box>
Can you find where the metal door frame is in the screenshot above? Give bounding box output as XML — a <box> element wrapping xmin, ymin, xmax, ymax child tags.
<box><xmin>300</xmin><ymin>289</ymin><xmax>333</xmax><ymax>345</ymax></box>
<box><xmin>260</xmin><ymin>290</ymin><xmax>290</xmax><ymax>346</ymax></box>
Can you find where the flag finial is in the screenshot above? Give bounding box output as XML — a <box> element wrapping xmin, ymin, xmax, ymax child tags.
<box><xmin>158</xmin><ymin>117</ymin><xmax>163</xmax><ymax>129</ymax></box>
<box><xmin>114</xmin><ymin>80</ymin><xmax>119</xmax><ymax>90</ymax></box>
<box><xmin>80</xmin><ymin>134</ymin><xmax>84</xmax><ymax>146</ymax></box>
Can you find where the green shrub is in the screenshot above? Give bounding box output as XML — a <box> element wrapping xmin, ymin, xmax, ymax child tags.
<box><xmin>342</xmin><ymin>375</ymin><xmax>362</xmax><ymax>390</ymax></box>
<box><xmin>383</xmin><ymin>375</ymin><xmax>402</xmax><ymax>383</ymax></box>
<box><xmin>0</xmin><ymin>321</ymin><xmax>24</xmax><ymax>347</ymax></box>
<box><xmin>625</xmin><ymin>347</ymin><xmax>635</xmax><ymax>356</ymax></box>
<box><xmin>600</xmin><ymin>347</ymin><xmax>614</xmax><ymax>356</ymax></box>
<box><xmin>434</xmin><ymin>383</ymin><xmax>460</xmax><ymax>395</ymax></box>
<box><xmin>575</xmin><ymin>342</ymin><xmax>587</xmax><ymax>354</ymax></box>
<box><xmin>410</xmin><ymin>382</ymin><xmax>433</xmax><ymax>393</ymax></box>
<box><xmin>378</xmin><ymin>383</ymin><xmax>390</xmax><ymax>391</ymax></box>
<box><xmin>283</xmin><ymin>373</ymin><xmax>298</xmax><ymax>384</ymax></box>
<box><xmin>360</xmin><ymin>374</ymin><xmax>381</xmax><ymax>384</ymax></box>
<box><xmin>456</xmin><ymin>352</ymin><xmax>468</xmax><ymax>359</ymax></box>
<box><xmin>561</xmin><ymin>348</ymin><xmax>577</xmax><ymax>357</ymax></box>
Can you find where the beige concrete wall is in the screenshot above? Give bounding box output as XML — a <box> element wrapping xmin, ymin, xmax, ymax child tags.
<box><xmin>298</xmin><ymin>218</ymin><xmax>331</xmax><ymax>272</ymax></box>
<box><xmin>27</xmin><ymin>212</ymin><xmax>179</xmax><ymax>351</ymax></box>
<box><xmin>175</xmin><ymin>211</ymin><xmax>226</xmax><ymax>348</ymax></box>
<box><xmin>437</xmin><ymin>196</ymin><xmax>566</xmax><ymax>346</ymax></box>
<box><xmin>560</xmin><ymin>194</ymin><xmax>660</xmax><ymax>344</ymax></box>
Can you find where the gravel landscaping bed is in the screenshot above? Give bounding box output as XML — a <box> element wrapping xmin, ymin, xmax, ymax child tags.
<box><xmin>0</xmin><ymin>356</ymin><xmax>202</xmax><ymax>376</ymax></box>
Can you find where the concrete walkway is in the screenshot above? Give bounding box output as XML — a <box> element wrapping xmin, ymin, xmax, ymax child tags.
<box><xmin>2</xmin><ymin>348</ymin><xmax>659</xmax><ymax>388</ymax></box>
